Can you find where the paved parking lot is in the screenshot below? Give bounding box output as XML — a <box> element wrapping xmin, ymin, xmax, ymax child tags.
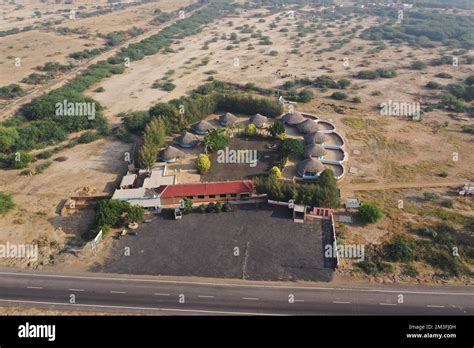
<box><xmin>92</xmin><ymin>204</ymin><xmax>336</xmax><ymax>282</ymax></box>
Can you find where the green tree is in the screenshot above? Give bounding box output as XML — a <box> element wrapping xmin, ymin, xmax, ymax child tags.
<box><xmin>95</xmin><ymin>199</ymin><xmax>131</xmax><ymax>233</ymax></box>
<box><xmin>196</xmin><ymin>154</ymin><xmax>211</xmax><ymax>174</ymax></box>
<box><xmin>0</xmin><ymin>126</ymin><xmax>19</xmax><ymax>152</ymax></box>
<box><xmin>126</xmin><ymin>205</ymin><xmax>144</xmax><ymax>223</ymax></box>
<box><xmin>137</xmin><ymin>143</ymin><xmax>157</xmax><ymax>170</ymax></box>
<box><xmin>278</xmin><ymin>138</ymin><xmax>304</xmax><ymax>158</ymax></box>
<box><xmin>357</xmin><ymin>203</ymin><xmax>383</xmax><ymax>224</ymax></box>
<box><xmin>182</xmin><ymin>197</ymin><xmax>193</xmax><ymax>213</ymax></box>
<box><xmin>268</xmin><ymin>120</ymin><xmax>285</xmax><ymax>138</ymax></box>
<box><xmin>203</xmin><ymin>128</ymin><xmax>229</xmax><ymax>153</ymax></box>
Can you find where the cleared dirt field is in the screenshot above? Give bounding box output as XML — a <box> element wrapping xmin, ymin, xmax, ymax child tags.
<box><xmin>0</xmin><ymin>138</ymin><xmax>132</xmax><ymax>268</ymax></box>
<box><xmin>0</xmin><ymin>30</ymin><xmax>104</xmax><ymax>86</ymax></box>
<box><xmin>53</xmin><ymin>0</ymin><xmax>196</xmax><ymax>35</ymax></box>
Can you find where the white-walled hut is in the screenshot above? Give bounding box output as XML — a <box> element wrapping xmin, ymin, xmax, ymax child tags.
<box><xmin>296</xmin><ymin>158</ymin><xmax>325</xmax><ymax>179</ymax></box>
<box><xmin>192</xmin><ymin>120</ymin><xmax>215</xmax><ymax>135</ymax></box>
<box><xmin>304</xmin><ymin>144</ymin><xmax>327</xmax><ymax>159</ymax></box>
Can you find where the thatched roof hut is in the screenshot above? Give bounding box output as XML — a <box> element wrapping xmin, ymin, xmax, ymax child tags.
<box><xmin>281</xmin><ymin>111</ymin><xmax>305</xmax><ymax>126</ymax></box>
<box><xmin>160</xmin><ymin>146</ymin><xmax>186</xmax><ymax>162</ymax></box>
<box><xmin>219</xmin><ymin>112</ymin><xmax>238</xmax><ymax>126</ymax></box>
<box><xmin>249</xmin><ymin>113</ymin><xmax>268</xmax><ymax>127</ymax></box>
<box><xmin>297</xmin><ymin>119</ymin><xmax>319</xmax><ymax>134</ymax></box>
<box><xmin>296</xmin><ymin>158</ymin><xmax>325</xmax><ymax>177</ymax></box>
<box><xmin>174</xmin><ymin>131</ymin><xmax>200</xmax><ymax>148</ymax></box>
<box><xmin>304</xmin><ymin>144</ymin><xmax>327</xmax><ymax>158</ymax></box>
<box><xmin>304</xmin><ymin>131</ymin><xmax>327</xmax><ymax>145</ymax></box>
<box><xmin>192</xmin><ymin>120</ymin><xmax>215</xmax><ymax>134</ymax></box>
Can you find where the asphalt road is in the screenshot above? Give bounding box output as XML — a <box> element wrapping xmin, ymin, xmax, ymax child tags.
<box><xmin>0</xmin><ymin>268</ymin><xmax>472</xmax><ymax>315</ymax></box>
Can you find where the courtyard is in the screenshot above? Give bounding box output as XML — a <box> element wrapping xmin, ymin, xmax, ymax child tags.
<box><xmin>92</xmin><ymin>203</ymin><xmax>336</xmax><ymax>282</ymax></box>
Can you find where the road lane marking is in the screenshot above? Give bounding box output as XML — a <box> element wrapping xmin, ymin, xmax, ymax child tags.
<box><xmin>379</xmin><ymin>303</ymin><xmax>396</xmax><ymax>306</ymax></box>
<box><xmin>27</xmin><ymin>286</ymin><xmax>43</xmax><ymax>289</ymax></box>
<box><xmin>2</xmin><ymin>271</ymin><xmax>473</xmax><ymax>296</ymax></box>
<box><xmin>427</xmin><ymin>305</ymin><xmax>445</xmax><ymax>308</ymax></box>
<box><xmin>69</xmin><ymin>289</ymin><xmax>84</xmax><ymax>292</ymax></box>
<box><xmin>198</xmin><ymin>295</ymin><xmax>214</xmax><ymax>298</ymax></box>
<box><xmin>333</xmin><ymin>301</ymin><xmax>350</xmax><ymax>304</ymax></box>
<box><xmin>154</xmin><ymin>293</ymin><xmax>170</xmax><ymax>296</ymax></box>
<box><xmin>0</xmin><ymin>299</ymin><xmax>283</xmax><ymax>316</ymax></box>
<box><xmin>242</xmin><ymin>297</ymin><xmax>259</xmax><ymax>301</ymax></box>
<box><xmin>295</xmin><ymin>299</ymin><xmax>305</xmax><ymax>303</ymax></box>
<box><xmin>110</xmin><ymin>291</ymin><xmax>126</xmax><ymax>294</ymax></box>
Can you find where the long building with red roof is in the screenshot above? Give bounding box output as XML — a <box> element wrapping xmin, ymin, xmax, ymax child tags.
<box><xmin>159</xmin><ymin>180</ymin><xmax>254</xmax><ymax>206</ymax></box>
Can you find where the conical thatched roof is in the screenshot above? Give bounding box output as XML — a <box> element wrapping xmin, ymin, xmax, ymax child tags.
<box><xmin>219</xmin><ymin>112</ymin><xmax>238</xmax><ymax>126</ymax></box>
<box><xmin>175</xmin><ymin>131</ymin><xmax>199</xmax><ymax>147</ymax></box>
<box><xmin>297</xmin><ymin>158</ymin><xmax>325</xmax><ymax>176</ymax></box>
<box><xmin>249</xmin><ymin>113</ymin><xmax>268</xmax><ymax>127</ymax></box>
<box><xmin>281</xmin><ymin>111</ymin><xmax>305</xmax><ymax>126</ymax></box>
<box><xmin>297</xmin><ymin>119</ymin><xmax>319</xmax><ymax>134</ymax></box>
<box><xmin>160</xmin><ymin>146</ymin><xmax>185</xmax><ymax>161</ymax></box>
<box><xmin>304</xmin><ymin>144</ymin><xmax>327</xmax><ymax>158</ymax></box>
<box><xmin>192</xmin><ymin>120</ymin><xmax>215</xmax><ymax>133</ymax></box>
<box><xmin>304</xmin><ymin>131</ymin><xmax>327</xmax><ymax>144</ymax></box>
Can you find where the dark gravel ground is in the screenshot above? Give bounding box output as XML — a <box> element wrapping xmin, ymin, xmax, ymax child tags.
<box><xmin>91</xmin><ymin>203</ymin><xmax>335</xmax><ymax>282</ymax></box>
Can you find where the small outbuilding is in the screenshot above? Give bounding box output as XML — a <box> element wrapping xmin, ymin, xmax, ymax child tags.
<box><xmin>281</xmin><ymin>111</ymin><xmax>305</xmax><ymax>126</ymax></box>
<box><xmin>219</xmin><ymin>112</ymin><xmax>238</xmax><ymax>126</ymax></box>
<box><xmin>297</xmin><ymin>119</ymin><xmax>319</xmax><ymax>134</ymax></box>
<box><xmin>304</xmin><ymin>131</ymin><xmax>327</xmax><ymax>145</ymax></box>
<box><xmin>296</xmin><ymin>158</ymin><xmax>325</xmax><ymax>179</ymax></box>
<box><xmin>174</xmin><ymin>131</ymin><xmax>200</xmax><ymax>148</ymax></box>
<box><xmin>249</xmin><ymin>113</ymin><xmax>268</xmax><ymax>128</ymax></box>
<box><xmin>304</xmin><ymin>144</ymin><xmax>327</xmax><ymax>159</ymax></box>
<box><xmin>160</xmin><ymin>146</ymin><xmax>186</xmax><ymax>163</ymax></box>
<box><xmin>192</xmin><ymin>120</ymin><xmax>215</xmax><ymax>135</ymax></box>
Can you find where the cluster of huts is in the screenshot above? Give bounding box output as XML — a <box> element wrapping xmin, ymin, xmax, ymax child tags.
<box><xmin>160</xmin><ymin>112</ymin><xmax>269</xmax><ymax>163</ymax></box>
<box><xmin>158</xmin><ymin>110</ymin><xmax>345</xmax><ymax>181</ymax></box>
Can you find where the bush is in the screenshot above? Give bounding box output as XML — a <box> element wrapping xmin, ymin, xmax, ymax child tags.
<box><xmin>245</xmin><ymin>124</ymin><xmax>257</xmax><ymax>137</ymax></box>
<box><xmin>37</xmin><ymin>151</ymin><xmax>53</xmax><ymax>159</ymax></box>
<box><xmin>94</xmin><ymin>87</ymin><xmax>105</xmax><ymax>93</ymax></box>
<box><xmin>78</xmin><ymin>131</ymin><xmax>99</xmax><ymax>144</ymax></box>
<box><xmin>34</xmin><ymin>161</ymin><xmax>52</xmax><ymax>174</ymax></box>
<box><xmin>268</xmin><ymin>120</ymin><xmax>285</xmax><ymax>138</ymax></box>
<box><xmin>384</xmin><ymin>237</ymin><xmax>415</xmax><ymax>262</ymax></box>
<box><xmin>0</xmin><ymin>84</ymin><xmax>25</xmax><ymax>99</ymax></box>
<box><xmin>357</xmin><ymin>203</ymin><xmax>383</xmax><ymax>224</ymax></box>
<box><xmin>352</xmin><ymin>96</ymin><xmax>362</xmax><ymax>103</ymax></box>
<box><xmin>356</xmin><ymin>259</ymin><xmax>394</xmax><ymax>275</ymax></box>
<box><xmin>411</xmin><ymin>60</ymin><xmax>427</xmax><ymax>70</ymax></box>
<box><xmin>428</xmin><ymin>250</ymin><xmax>470</xmax><ymax>277</ymax></box>
<box><xmin>269</xmin><ymin>166</ymin><xmax>282</xmax><ymax>178</ymax></box>
<box><xmin>331</xmin><ymin>91</ymin><xmax>348</xmax><ymax>100</ymax></box>
<box><xmin>0</xmin><ymin>192</ymin><xmax>15</xmax><ymax>215</ymax></box>
<box><xmin>195</xmin><ymin>154</ymin><xmax>211</xmax><ymax>174</ymax></box>
<box><xmin>10</xmin><ymin>151</ymin><xmax>34</xmax><ymax>169</ymax></box>
<box><xmin>401</xmin><ymin>264</ymin><xmax>419</xmax><ymax>277</ymax></box>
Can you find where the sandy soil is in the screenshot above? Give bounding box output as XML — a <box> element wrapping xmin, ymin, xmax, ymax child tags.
<box><xmin>0</xmin><ymin>30</ymin><xmax>104</xmax><ymax>86</ymax></box>
<box><xmin>0</xmin><ymin>138</ymin><xmax>132</xmax><ymax>268</ymax></box>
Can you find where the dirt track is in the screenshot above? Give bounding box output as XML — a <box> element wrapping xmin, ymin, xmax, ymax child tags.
<box><xmin>0</xmin><ymin>4</ymin><xmax>205</xmax><ymax>122</ymax></box>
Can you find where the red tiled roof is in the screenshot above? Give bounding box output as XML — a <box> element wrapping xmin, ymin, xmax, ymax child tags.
<box><xmin>159</xmin><ymin>180</ymin><xmax>254</xmax><ymax>198</ymax></box>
